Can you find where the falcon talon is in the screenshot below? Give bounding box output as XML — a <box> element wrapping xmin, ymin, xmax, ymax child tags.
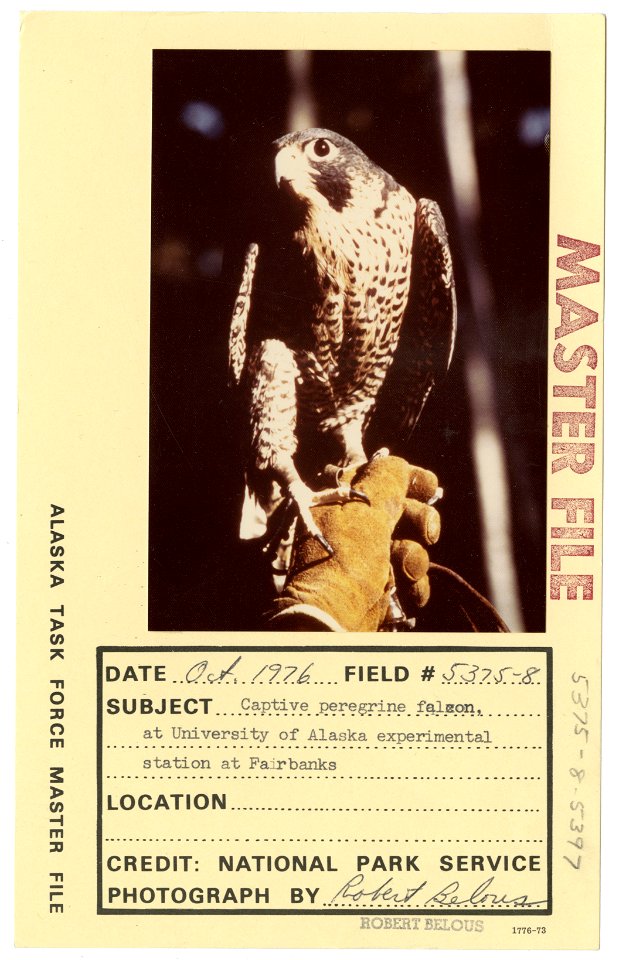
<box><xmin>349</xmin><ymin>488</ymin><xmax>371</xmax><ymax>505</ymax></box>
<box><xmin>262</xmin><ymin>497</ymin><xmax>296</xmax><ymax>555</ymax></box>
<box><xmin>428</xmin><ymin>486</ymin><xmax>444</xmax><ymax>506</ymax></box>
<box><xmin>315</xmin><ymin>532</ymin><xmax>335</xmax><ymax>557</ymax></box>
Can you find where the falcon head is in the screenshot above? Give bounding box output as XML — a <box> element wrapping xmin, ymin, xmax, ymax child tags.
<box><xmin>273</xmin><ymin>128</ymin><xmax>397</xmax><ymax>216</ymax></box>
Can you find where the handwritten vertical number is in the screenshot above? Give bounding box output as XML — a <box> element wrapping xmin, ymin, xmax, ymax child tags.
<box><xmin>564</xmin><ymin>673</ymin><xmax>590</xmax><ymax>872</ymax></box>
<box><xmin>571</xmin><ymin>689</ymin><xmax>589</xmax><ymax>709</ymax></box>
<box><xmin>563</xmin><ymin>854</ymin><xmax>582</xmax><ymax>870</ymax></box>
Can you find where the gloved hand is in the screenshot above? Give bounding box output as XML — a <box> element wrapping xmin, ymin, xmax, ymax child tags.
<box><xmin>265</xmin><ymin>454</ymin><xmax>441</xmax><ymax>632</ymax></box>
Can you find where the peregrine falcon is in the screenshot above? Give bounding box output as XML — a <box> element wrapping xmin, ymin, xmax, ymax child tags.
<box><xmin>229</xmin><ymin>128</ymin><xmax>456</xmax><ymax>553</ymax></box>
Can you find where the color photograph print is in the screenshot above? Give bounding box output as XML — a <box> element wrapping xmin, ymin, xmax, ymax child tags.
<box><xmin>148</xmin><ymin>50</ymin><xmax>550</xmax><ymax>632</ymax></box>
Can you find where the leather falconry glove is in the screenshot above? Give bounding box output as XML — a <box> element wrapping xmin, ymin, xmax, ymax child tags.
<box><xmin>265</xmin><ymin>454</ymin><xmax>440</xmax><ymax>632</ymax></box>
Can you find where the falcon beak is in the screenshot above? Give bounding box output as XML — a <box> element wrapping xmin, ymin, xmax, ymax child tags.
<box><xmin>274</xmin><ymin>144</ymin><xmax>305</xmax><ymax>194</ymax></box>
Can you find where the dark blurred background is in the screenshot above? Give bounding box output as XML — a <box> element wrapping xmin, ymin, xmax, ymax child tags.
<box><xmin>149</xmin><ymin>50</ymin><xmax>549</xmax><ymax>632</ymax></box>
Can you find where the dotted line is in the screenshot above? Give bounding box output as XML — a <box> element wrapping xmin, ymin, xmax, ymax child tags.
<box><xmin>105</xmin><ymin>744</ymin><xmax>543</xmax><ymax>751</ymax></box>
<box><xmin>215</xmin><ymin>713</ymin><xmax>313</xmax><ymax>718</ymax></box>
<box><xmin>104</xmin><ymin>774</ymin><xmax>543</xmax><ymax>781</ymax></box>
<box><xmin>102</xmin><ymin>837</ymin><xmax>545</xmax><ymax>843</ymax></box>
<box><xmin>207</xmin><ymin>712</ymin><xmax>542</xmax><ymax>719</ymax></box>
<box><xmin>413</xmin><ymin>713</ymin><xmax>541</xmax><ymax>719</ymax></box>
<box><xmin>210</xmin><ymin>713</ymin><xmax>492</xmax><ymax>719</ymax></box>
<box><xmin>229</xmin><ymin>807</ymin><xmax>541</xmax><ymax>813</ymax></box>
<box><xmin>323</xmin><ymin>902</ymin><xmax>546</xmax><ymax>910</ymax></box>
<box><xmin>171</xmin><ymin>681</ymin><xmax>339</xmax><ymax>686</ymax></box>
<box><xmin>441</xmin><ymin>682</ymin><xmax>542</xmax><ymax>686</ymax></box>
<box><xmin>415</xmin><ymin>714</ymin><xmax>480</xmax><ymax>718</ymax></box>
<box><xmin>212</xmin><ymin>713</ymin><xmax>406</xmax><ymax>718</ymax></box>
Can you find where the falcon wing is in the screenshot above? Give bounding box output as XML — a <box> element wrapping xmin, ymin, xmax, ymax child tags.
<box><xmin>229</xmin><ymin>242</ymin><xmax>259</xmax><ymax>386</ymax></box>
<box><xmin>228</xmin><ymin>242</ymin><xmax>300</xmax><ymax>539</ymax></box>
<box><xmin>367</xmin><ymin>198</ymin><xmax>457</xmax><ymax>449</ymax></box>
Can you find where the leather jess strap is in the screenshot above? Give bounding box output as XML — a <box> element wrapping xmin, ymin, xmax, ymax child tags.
<box><xmin>425</xmin><ymin>563</ymin><xmax>510</xmax><ymax>633</ymax></box>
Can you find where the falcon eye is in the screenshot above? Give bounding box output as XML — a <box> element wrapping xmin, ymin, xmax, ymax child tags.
<box><xmin>309</xmin><ymin>138</ymin><xmax>334</xmax><ymax>159</ymax></box>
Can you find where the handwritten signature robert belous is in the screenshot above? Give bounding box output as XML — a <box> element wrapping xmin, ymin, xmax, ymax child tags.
<box><xmin>331</xmin><ymin>874</ymin><xmax>547</xmax><ymax>909</ymax></box>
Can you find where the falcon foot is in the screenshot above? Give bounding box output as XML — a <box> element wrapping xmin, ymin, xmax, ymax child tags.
<box><xmin>262</xmin><ymin>478</ymin><xmax>370</xmax><ymax>561</ymax></box>
<box><xmin>309</xmin><ymin>484</ymin><xmax>370</xmax><ymax>508</ymax></box>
